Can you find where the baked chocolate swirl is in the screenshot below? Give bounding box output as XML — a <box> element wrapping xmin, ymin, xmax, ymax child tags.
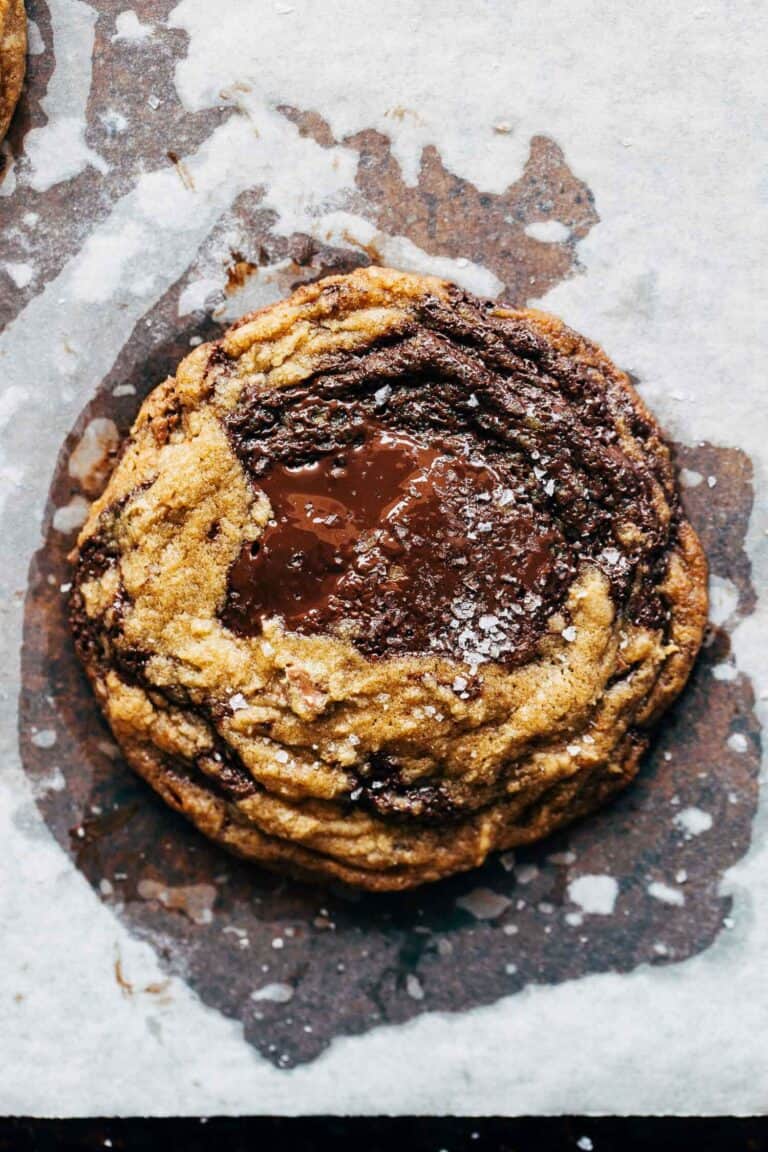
<box><xmin>222</xmin><ymin>291</ymin><xmax>674</xmax><ymax>666</ymax></box>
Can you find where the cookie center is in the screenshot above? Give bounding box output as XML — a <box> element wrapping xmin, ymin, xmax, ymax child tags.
<box><xmin>221</xmin><ymin>417</ymin><xmax>567</xmax><ymax>665</ymax></box>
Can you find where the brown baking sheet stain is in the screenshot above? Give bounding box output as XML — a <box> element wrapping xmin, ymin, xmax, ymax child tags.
<box><xmin>17</xmin><ymin>112</ymin><xmax>761</xmax><ymax>1069</ymax></box>
<box><xmin>0</xmin><ymin>0</ymin><xmax>226</xmax><ymax>328</ymax></box>
<box><xmin>280</xmin><ymin>105</ymin><xmax>598</xmax><ymax>303</ymax></box>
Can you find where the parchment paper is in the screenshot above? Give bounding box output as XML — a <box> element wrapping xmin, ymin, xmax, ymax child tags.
<box><xmin>0</xmin><ymin>0</ymin><xmax>766</xmax><ymax>1116</ymax></box>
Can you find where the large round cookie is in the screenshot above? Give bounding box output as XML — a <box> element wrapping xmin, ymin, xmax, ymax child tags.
<box><xmin>70</xmin><ymin>267</ymin><xmax>707</xmax><ymax>891</ymax></box>
<box><xmin>0</xmin><ymin>0</ymin><xmax>25</xmax><ymax>144</ymax></box>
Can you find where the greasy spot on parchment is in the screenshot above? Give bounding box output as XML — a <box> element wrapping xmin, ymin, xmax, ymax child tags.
<box><xmin>280</xmin><ymin>105</ymin><xmax>598</xmax><ymax>304</ymax></box>
<box><xmin>21</xmin><ymin>250</ymin><xmax>760</xmax><ymax>1066</ymax></box>
<box><xmin>674</xmin><ymin>442</ymin><xmax>756</xmax><ymax>617</ymax></box>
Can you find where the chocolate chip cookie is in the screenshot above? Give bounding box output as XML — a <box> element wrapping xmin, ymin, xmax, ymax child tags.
<box><xmin>70</xmin><ymin>267</ymin><xmax>707</xmax><ymax>891</ymax></box>
<box><xmin>0</xmin><ymin>0</ymin><xmax>25</xmax><ymax>144</ymax></box>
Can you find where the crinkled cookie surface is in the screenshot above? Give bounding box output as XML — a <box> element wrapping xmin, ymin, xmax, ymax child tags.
<box><xmin>0</xmin><ymin>0</ymin><xmax>25</xmax><ymax>144</ymax></box>
<box><xmin>70</xmin><ymin>267</ymin><xmax>707</xmax><ymax>890</ymax></box>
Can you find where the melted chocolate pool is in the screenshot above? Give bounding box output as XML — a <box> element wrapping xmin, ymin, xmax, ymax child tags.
<box><xmin>217</xmin><ymin>294</ymin><xmax>674</xmax><ymax>664</ymax></box>
<box><xmin>221</xmin><ymin>415</ymin><xmax>569</xmax><ymax>665</ymax></box>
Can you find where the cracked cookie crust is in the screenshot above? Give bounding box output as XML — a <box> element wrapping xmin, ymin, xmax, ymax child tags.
<box><xmin>0</xmin><ymin>0</ymin><xmax>25</xmax><ymax>145</ymax></box>
<box><xmin>70</xmin><ymin>267</ymin><xmax>707</xmax><ymax>891</ymax></box>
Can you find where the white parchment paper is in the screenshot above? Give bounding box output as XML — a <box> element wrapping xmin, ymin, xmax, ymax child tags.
<box><xmin>0</xmin><ymin>0</ymin><xmax>766</xmax><ymax>1115</ymax></box>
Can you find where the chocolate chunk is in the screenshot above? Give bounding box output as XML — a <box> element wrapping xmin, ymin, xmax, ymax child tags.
<box><xmin>221</xmin><ymin>290</ymin><xmax>676</xmax><ymax>665</ymax></box>
<box><xmin>222</xmin><ymin>416</ymin><xmax>569</xmax><ymax>666</ymax></box>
